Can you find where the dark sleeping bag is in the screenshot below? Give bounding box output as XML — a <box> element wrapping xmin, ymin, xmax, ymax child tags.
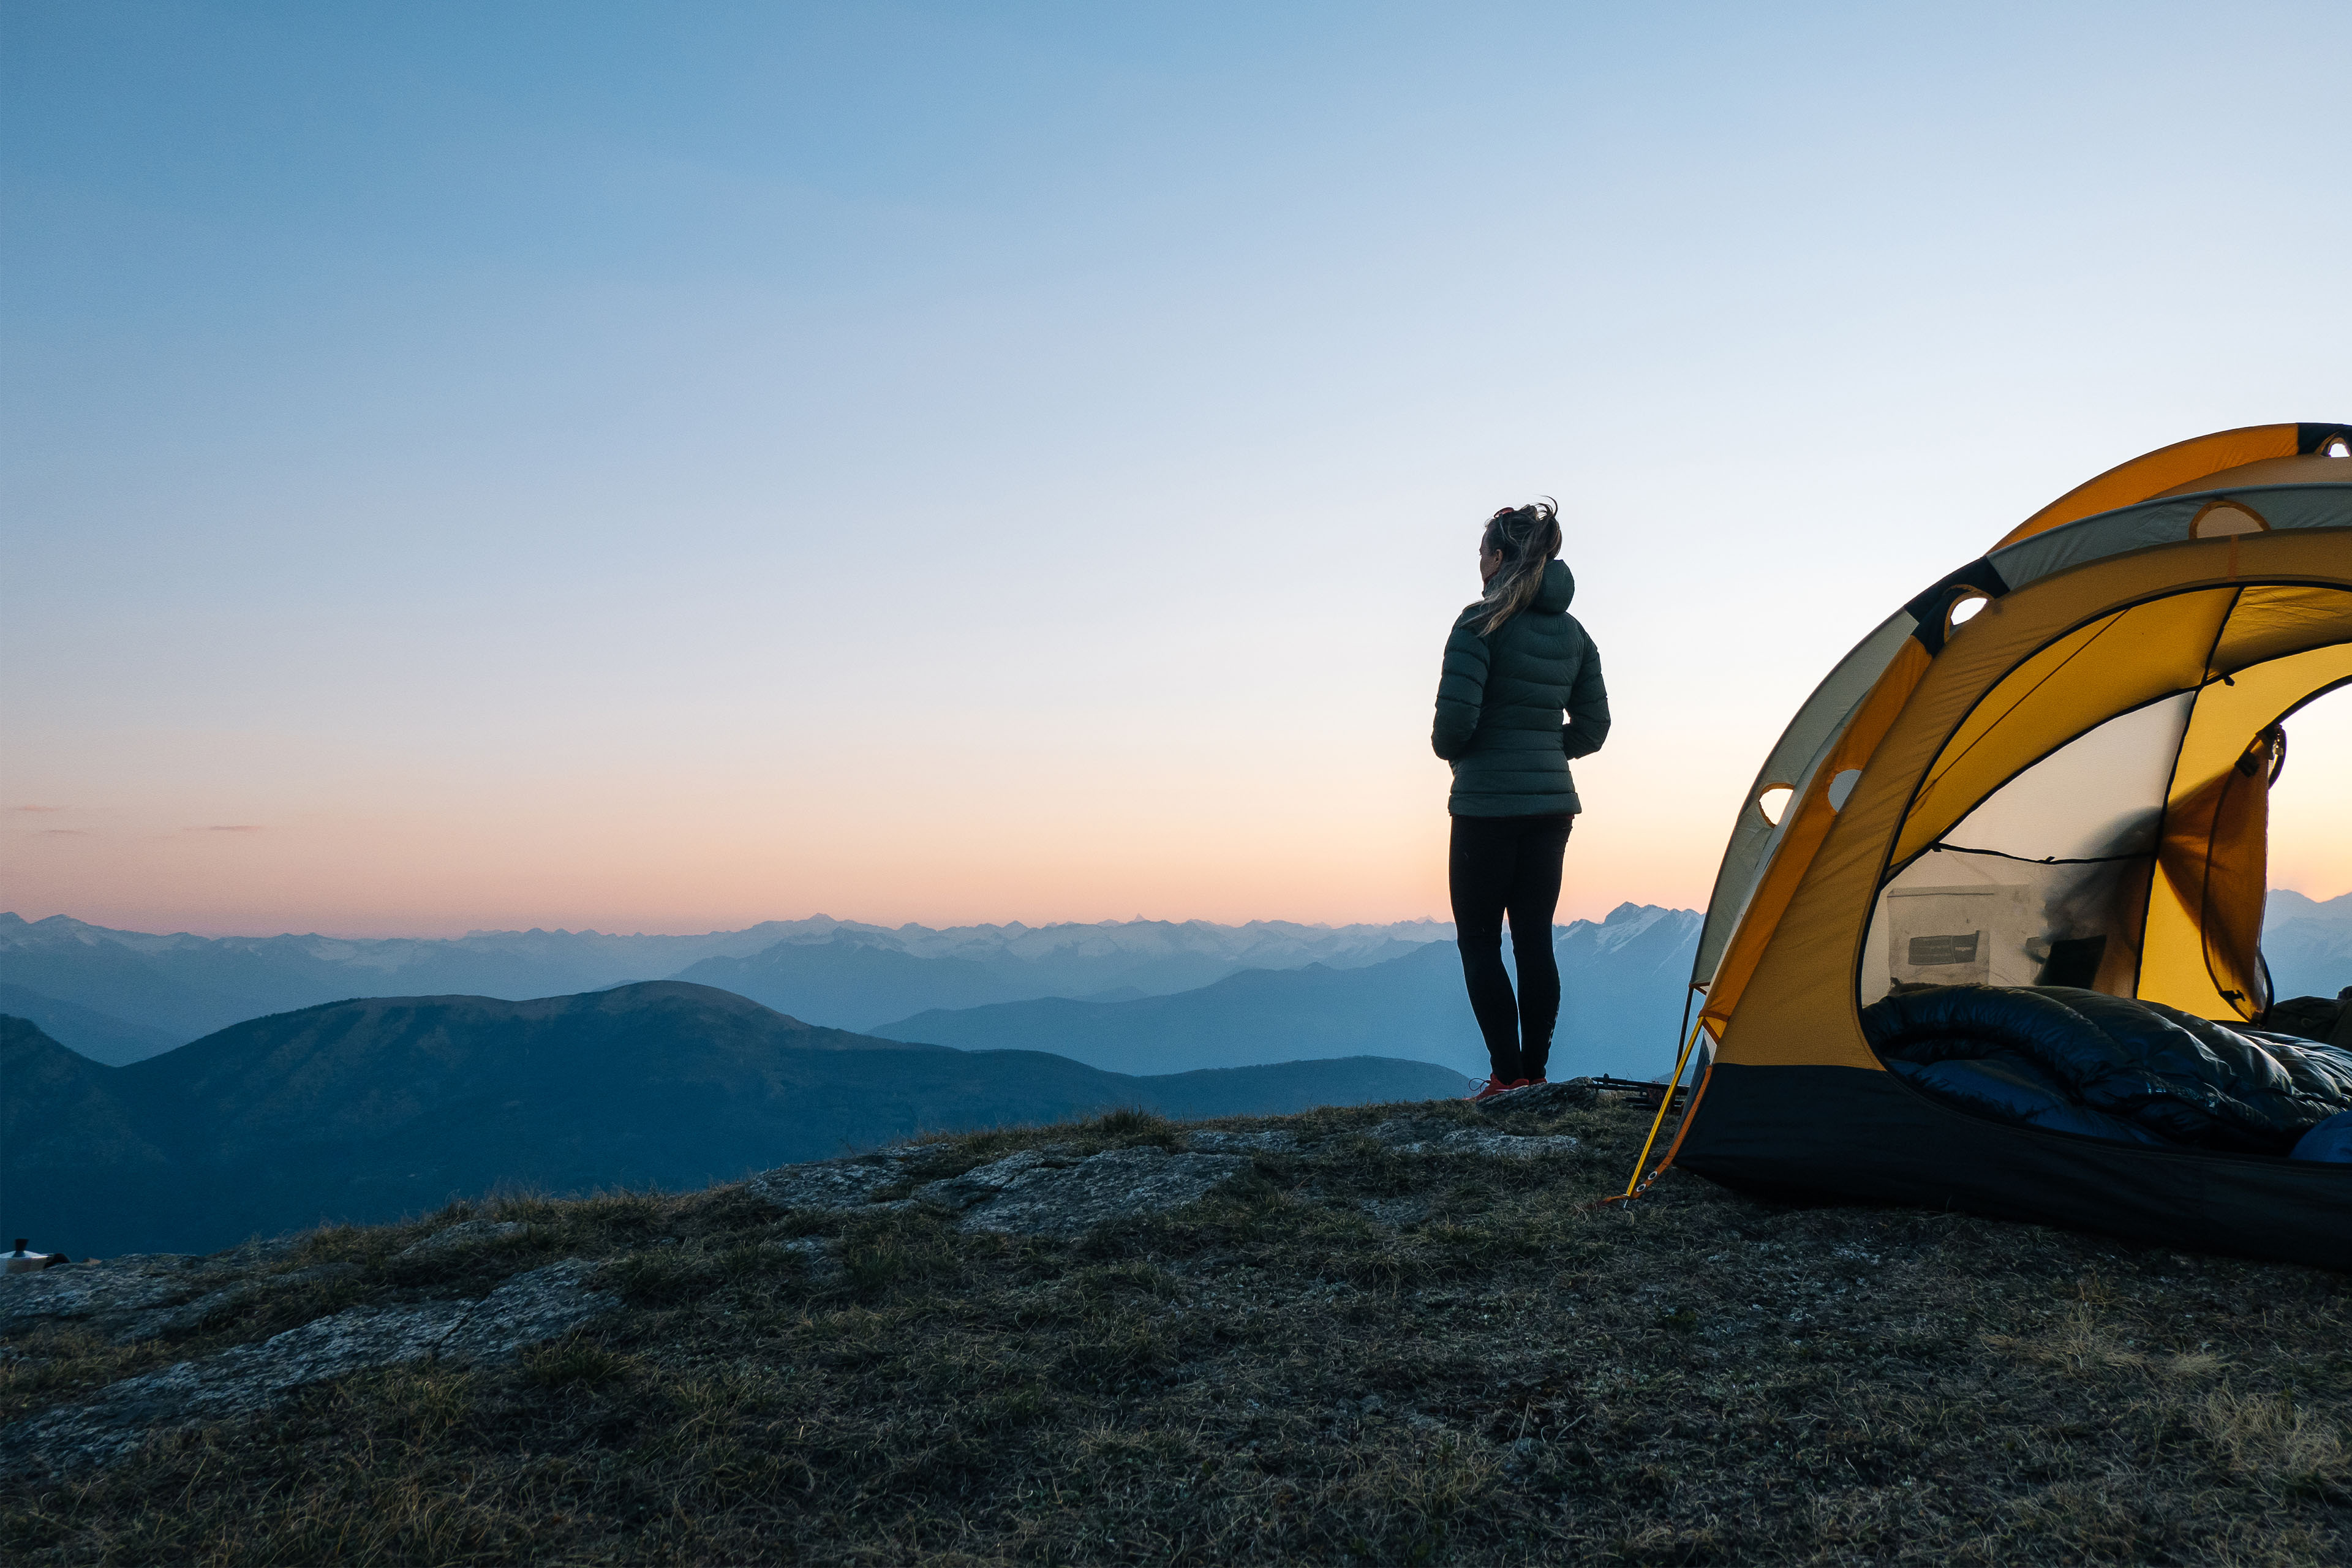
<box><xmin>2294</xmin><ymin>1111</ymin><xmax>2352</xmax><ymax>1164</ymax></box>
<box><xmin>1862</xmin><ymin>985</ymin><xmax>2352</xmax><ymax>1157</ymax></box>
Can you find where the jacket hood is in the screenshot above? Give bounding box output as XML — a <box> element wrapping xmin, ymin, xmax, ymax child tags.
<box><xmin>1533</xmin><ymin>559</ymin><xmax>1575</xmax><ymax>613</ymax></box>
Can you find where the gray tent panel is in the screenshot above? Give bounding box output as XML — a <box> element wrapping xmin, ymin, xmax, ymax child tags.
<box><xmin>1691</xmin><ymin>608</ymin><xmax>1919</xmax><ymax>989</ymax></box>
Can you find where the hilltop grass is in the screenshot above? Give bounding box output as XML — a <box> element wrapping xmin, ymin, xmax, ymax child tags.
<box><xmin>4</xmin><ymin>1095</ymin><xmax>2350</xmax><ymax>1565</ymax></box>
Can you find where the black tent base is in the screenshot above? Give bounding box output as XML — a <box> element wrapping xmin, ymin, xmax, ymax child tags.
<box><xmin>1675</xmin><ymin>1063</ymin><xmax>2352</xmax><ymax>1272</ymax></box>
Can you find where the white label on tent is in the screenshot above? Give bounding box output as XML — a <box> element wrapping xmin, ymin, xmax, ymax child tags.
<box><xmin>1878</xmin><ymin>884</ymin><xmax>2034</xmax><ymax>995</ymax></box>
<box><xmin>1907</xmin><ymin>932</ymin><xmax>1981</xmax><ymax>967</ymax></box>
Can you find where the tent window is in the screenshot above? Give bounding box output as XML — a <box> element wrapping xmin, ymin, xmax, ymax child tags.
<box><xmin>1860</xmin><ymin>694</ymin><xmax>2195</xmax><ymax>1006</ymax></box>
<box><xmin>1942</xmin><ymin>693</ymin><xmax>2193</xmax><ymax>861</ymax></box>
<box><xmin>1755</xmin><ymin>784</ymin><xmax>1793</xmax><ymax>826</ymax></box>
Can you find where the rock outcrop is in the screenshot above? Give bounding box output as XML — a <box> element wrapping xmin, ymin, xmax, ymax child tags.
<box><xmin>394</xmin><ymin>1218</ymin><xmax>527</xmax><ymax>1259</ymax></box>
<box><xmin>915</xmin><ymin>1146</ymin><xmax>1251</xmax><ymax>1239</ymax></box>
<box><xmin>1362</xmin><ymin>1118</ymin><xmax>1581</xmax><ymax>1158</ymax></box>
<box><xmin>0</xmin><ymin>1261</ymin><xmax>616</xmax><ymax>1478</ymax></box>
<box><xmin>740</xmin><ymin>1114</ymin><xmax>1580</xmax><ymax>1238</ymax></box>
<box><xmin>745</xmin><ymin>1150</ymin><xmax>925</xmax><ymax>1212</ymax></box>
<box><xmin>0</xmin><ymin>1241</ymin><xmax>355</xmax><ymax>1347</ymax></box>
<box><xmin>1477</xmin><ymin>1078</ymin><xmax>1604</xmax><ymax>1113</ymax></box>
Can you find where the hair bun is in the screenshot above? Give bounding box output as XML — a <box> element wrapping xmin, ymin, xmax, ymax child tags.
<box><xmin>1469</xmin><ymin>499</ymin><xmax>1562</xmax><ymax>633</ymax></box>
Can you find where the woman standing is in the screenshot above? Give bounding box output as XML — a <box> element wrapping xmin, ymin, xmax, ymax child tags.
<box><xmin>1432</xmin><ymin>501</ymin><xmax>1610</xmax><ymax>1101</ymax></box>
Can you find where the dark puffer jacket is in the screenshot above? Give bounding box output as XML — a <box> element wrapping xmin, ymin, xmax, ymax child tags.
<box><xmin>1432</xmin><ymin>559</ymin><xmax>1610</xmax><ymax>816</ymax></box>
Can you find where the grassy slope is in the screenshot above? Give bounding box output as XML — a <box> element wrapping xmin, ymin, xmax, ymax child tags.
<box><xmin>4</xmin><ymin>1095</ymin><xmax>2349</xmax><ymax>1566</ymax></box>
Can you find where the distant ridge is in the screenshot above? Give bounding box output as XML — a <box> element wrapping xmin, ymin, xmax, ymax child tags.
<box><xmin>0</xmin><ymin>982</ymin><xmax>179</xmax><ymax>1068</ymax></box>
<box><xmin>0</xmin><ymin>911</ymin><xmax>1454</xmax><ymax>1060</ymax></box>
<box><xmin>2267</xmin><ymin>891</ymin><xmax>2352</xmax><ymax>1000</ymax></box>
<box><xmin>17</xmin><ymin>893</ymin><xmax>2326</xmax><ymax>1079</ymax></box>
<box><xmin>876</xmin><ymin>903</ymin><xmax>1708</xmax><ymax>1080</ymax></box>
<box><xmin>1</xmin><ymin>982</ymin><xmax>1459</xmax><ymax>1255</ymax></box>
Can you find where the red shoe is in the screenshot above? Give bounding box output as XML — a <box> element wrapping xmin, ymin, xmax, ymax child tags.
<box><xmin>1467</xmin><ymin>1077</ymin><xmax>1513</xmax><ymax>1102</ymax></box>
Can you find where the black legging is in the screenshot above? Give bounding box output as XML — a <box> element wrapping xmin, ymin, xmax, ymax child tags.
<box><xmin>1449</xmin><ymin>812</ymin><xmax>1572</xmax><ymax>1083</ymax></box>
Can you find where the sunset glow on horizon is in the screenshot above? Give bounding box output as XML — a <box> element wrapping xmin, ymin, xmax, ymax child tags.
<box><xmin>6</xmin><ymin>3</ymin><xmax>2347</xmax><ymax>941</ymax></box>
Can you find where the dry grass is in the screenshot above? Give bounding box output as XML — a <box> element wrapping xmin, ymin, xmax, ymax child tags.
<box><xmin>3</xmin><ymin>1096</ymin><xmax>2349</xmax><ymax>1565</ymax></box>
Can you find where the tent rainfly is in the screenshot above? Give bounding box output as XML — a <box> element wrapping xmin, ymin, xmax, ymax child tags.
<box><xmin>1626</xmin><ymin>423</ymin><xmax>2352</xmax><ymax>1268</ymax></box>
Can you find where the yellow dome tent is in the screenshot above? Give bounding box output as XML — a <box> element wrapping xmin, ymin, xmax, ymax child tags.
<box><xmin>1629</xmin><ymin>423</ymin><xmax>2352</xmax><ymax>1267</ymax></box>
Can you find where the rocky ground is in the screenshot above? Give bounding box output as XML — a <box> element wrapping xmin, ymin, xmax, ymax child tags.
<box><xmin>2</xmin><ymin>1085</ymin><xmax>2348</xmax><ymax>1565</ymax></box>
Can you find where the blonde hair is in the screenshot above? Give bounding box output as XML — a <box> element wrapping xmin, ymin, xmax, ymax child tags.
<box><xmin>1469</xmin><ymin>499</ymin><xmax>1563</xmax><ymax>633</ymax></box>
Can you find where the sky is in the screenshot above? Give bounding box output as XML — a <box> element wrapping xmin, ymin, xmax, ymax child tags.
<box><xmin>3</xmin><ymin>0</ymin><xmax>2348</xmax><ymax>938</ymax></box>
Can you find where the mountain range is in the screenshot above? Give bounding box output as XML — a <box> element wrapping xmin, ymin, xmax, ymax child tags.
<box><xmin>9</xmin><ymin>891</ymin><xmax>2339</xmax><ymax>1256</ymax></box>
<box><xmin>0</xmin><ymin>912</ymin><xmax>1452</xmax><ymax>1065</ymax></box>
<box><xmin>2265</xmin><ymin>889</ymin><xmax>2352</xmax><ymax>1003</ymax></box>
<box><xmin>875</xmin><ymin>903</ymin><xmax>1707</xmax><ymax>1080</ymax></box>
<box><xmin>2</xmin><ymin>982</ymin><xmax>1462</xmax><ymax>1256</ymax></box>
<box><xmin>13</xmin><ymin>891</ymin><xmax>2337</xmax><ymax>1079</ymax></box>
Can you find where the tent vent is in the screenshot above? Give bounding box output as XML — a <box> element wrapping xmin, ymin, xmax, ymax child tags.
<box><xmin>1826</xmin><ymin>769</ymin><xmax>1863</xmax><ymax>811</ymax></box>
<box><xmin>1756</xmin><ymin>785</ymin><xmax>1793</xmax><ymax>826</ymax></box>
<box><xmin>1948</xmin><ymin>594</ymin><xmax>1989</xmax><ymax>630</ymax></box>
<box><xmin>1903</xmin><ymin>558</ymin><xmax>2010</xmax><ymax>655</ymax></box>
<box><xmin>2190</xmin><ymin>500</ymin><xmax>2268</xmax><ymax>539</ymax></box>
<box><xmin>2326</xmin><ymin>437</ymin><xmax>2351</xmax><ymax>458</ymax></box>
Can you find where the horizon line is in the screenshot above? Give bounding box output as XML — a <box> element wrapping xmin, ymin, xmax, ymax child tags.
<box><xmin>0</xmin><ymin>902</ymin><xmax>1722</xmax><ymax>943</ymax></box>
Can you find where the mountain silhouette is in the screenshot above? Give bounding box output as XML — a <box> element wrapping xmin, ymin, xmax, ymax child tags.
<box><xmin>875</xmin><ymin>903</ymin><xmax>1708</xmax><ymax>1079</ymax></box>
<box><xmin>1</xmin><ymin>982</ymin><xmax>1458</xmax><ymax>1256</ymax></box>
<box><xmin>12</xmin><ymin>897</ymin><xmax>2340</xmax><ymax>1071</ymax></box>
<box><xmin>878</xmin><ymin>946</ymin><xmax>1479</xmax><ymax>1075</ymax></box>
<box><xmin>2266</xmin><ymin>891</ymin><xmax>2352</xmax><ymax>1001</ymax></box>
<box><xmin>0</xmin><ymin>911</ymin><xmax>1450</xmax><ymax>1060</ymax></box>
<box><xmin>669</xmin><ymin>935</ymin><xmax>1027</xmax><ymax>1029</ymax></box>
<box><xmin>0</xmin><ymin>982</ymin><xmax>180</xmax><ymax>1068</ymax></box>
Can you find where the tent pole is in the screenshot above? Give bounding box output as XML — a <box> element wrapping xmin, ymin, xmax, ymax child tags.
<box><xmin>1619</xmin><ymin>996</ymin><xmax>1705</xmax><ymax>1199</ymax></box>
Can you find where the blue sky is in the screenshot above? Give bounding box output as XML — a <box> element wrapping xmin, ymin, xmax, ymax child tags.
<box><xmin>4</xmin><ymin>2</ymin><xmax>2347</xmax><ymax>934</ymax></box>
